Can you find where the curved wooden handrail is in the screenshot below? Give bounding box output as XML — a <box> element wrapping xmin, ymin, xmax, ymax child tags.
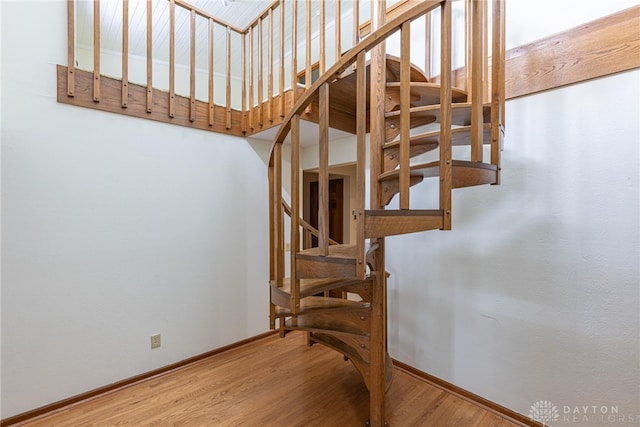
<box><xmin>270</xmin><ymin>0</ymin><xmax>444</xmax><ymax>152</ymax></box>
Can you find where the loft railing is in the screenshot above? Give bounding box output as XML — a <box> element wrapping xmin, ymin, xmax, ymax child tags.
<box><xmin>61</xmin><ymin>0</ymin><xmax>504</xmax><ymax>138</ymax></box>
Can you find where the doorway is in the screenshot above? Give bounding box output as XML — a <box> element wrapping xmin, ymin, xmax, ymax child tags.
<box><xmin>308</xmin><ymin>178</ymin><xmax>344</xmax><ymax>247</ymax></box>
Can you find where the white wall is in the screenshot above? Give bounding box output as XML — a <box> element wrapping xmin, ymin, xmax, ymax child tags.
<box><xmin>384</xmin><ymin>2</ymin><xmax>640</xmax><ymax>419</ymax></box>
<box><xmin>387</xmin><ymin>69</ymin><xmax>640</xmax><ymax>419</ymax></box>
<box><xmin>1</xmin><ymin>0</ymin><xmax>269</xmax><ymax>418</ymax></box>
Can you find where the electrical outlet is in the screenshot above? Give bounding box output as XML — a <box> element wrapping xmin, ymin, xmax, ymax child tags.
<box><xmin>150</xmin><ymin>334</ymin><xmax>161</xmax><ymax>349</ymax></box>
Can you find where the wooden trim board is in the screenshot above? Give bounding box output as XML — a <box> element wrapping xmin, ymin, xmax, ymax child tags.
<box><xmin>393</xmin><ymin>359</ymin><xmax>544</xmax><ymax>427</ymax></box>
<box><xmin>505</xmin><ymin>5</ymin><xmax>640</xmax><ymax>99</ymax></box>
<box><xmin>0</xmin><ymin>331</ymin><xmax>278</xmax><ymax>427</ymax></box>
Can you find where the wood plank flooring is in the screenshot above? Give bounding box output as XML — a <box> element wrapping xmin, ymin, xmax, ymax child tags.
<box><xmin>15</xmin><ymin>333</ymin><xmax>520</xmax><ymax>426</ymax></box>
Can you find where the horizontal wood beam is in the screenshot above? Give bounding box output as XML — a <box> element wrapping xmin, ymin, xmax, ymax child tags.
<box><xmin>505</xmin><ymin>5</ymin><xmax>639</xmax><ymax>99</ymax></box>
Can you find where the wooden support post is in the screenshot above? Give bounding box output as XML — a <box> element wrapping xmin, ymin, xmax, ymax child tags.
<box><xmin>291</xmin><ymin>0</ymin><xmax>298</xmax><ymax>102</ymax></box>
<box><xmin>369</xmin><ymin>0</ymin><xmax>387</xmax><ymax>423</ymax></box>
<box><xmin>268</xmin><ymin>9</ymin><xmax>274</xmax><ymax>123</ymax></box>
<box><xmin>169</xmin><ymin>0</ymin><xmax>176</xmax><ymax>118</ymax></box>
<box><xmin>335</xmin><ymin>0</ymin><xmax>341</xmax><ymax>61</ymax></box>
<box><xmin>242</xmin><ymin>33</ymin><xmax>247</xmax><ymax>133</ymax></box>
<box><xmin>318</xmin><ymin>83</ymin><xmax>330</xmax><ymax>257</ymax></box>
<box><xmin>208</xmin><ymin>18</ymin><xmax>215</xmax><ymax>126</ymax></box>
<box><xmin>249</xmin><ymin>25</ymin><xmax>254</xmax><ymax>129</ymax></box>
<box><xmin>268</xmin><ymin>158</ymin><xmax>276</xmax><ymax>329</ymax></box>
<box><xmin>319</xmin><ymin>0</ymin><xmax>326</xmax><ymax>74</ymax></box>
<box><xmin>355</xmin><ymin>51</ymin><xmax>366</xmax><ymax>278</ymax></box>
<box><xmin>226</xmin><ymin>26</ymin><xmax>232</xmax><ymax>129</ymax></box>
<box><xmin>121</xmin><ymin>0</ymin><xmax>129</xmax><ymax>107</ymax></box>
<box><xmin>290</xmin><ymin>114</ymin><xmax>301</xmax><ymax>314</ymax></box>
<box><xmin>440</xmin><ymin>0</ymin><xmax>453</xmax><ymax>231</ymax></box>
<box><xmin>258</xmin><ymin>18</ymin><xmax>264</xmax><ymax>126</ymax></box>
<box><xmin>279</xmin><ymin>0</ymin><xmax>285</xmax><ymax>117</ymax></box>
<box><xmin>67</xmin><ymin>0</ymin><xmax>75</xmax><ymax>97</ymax></box>
<box><xmin>470</xmin><ymin>0</ymin><xmax>483</xmax><ymax>162</ymax></box>
<box><xmin>189</xmin><ymin>9</ymin><xmax>196</xmax><ymax>122</ymax></box>
<box><xmin>399</xmin><ymin>21</ymin><xmax>411</xmax><ymax>210</ymax></box>
<box><xmin>146</xmin><ymin>0</ymin><xmax>152</xmax><ymax>112</ymax></box>
<box><xmin>93</xmin><ymin>0</ymin><xmax>100</xmax><ymax>102</ymax></box>
<box><xmin>491</xmin><ymin>0</ymin><xmax>504</xmax><ymax>184</ymax></box>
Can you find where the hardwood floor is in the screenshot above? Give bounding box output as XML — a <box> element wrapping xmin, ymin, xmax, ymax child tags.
<box><xmin>15</xmin><ymin>333</ymin><xmax>521</xmax><ymax>426</ymax></box>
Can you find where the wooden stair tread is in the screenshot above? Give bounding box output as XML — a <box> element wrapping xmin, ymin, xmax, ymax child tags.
<box><xmin>384</xmin><ymin>124</ymin><xmax>491</xmax><ymax>150</ymax></box>
<box><xmin>275</xmin><ymin>296</ymin><xmax>370</xmax><ymax>316</ymax></box>
<box><xmin>385</xmin><ymin>82</ymin><xmax>467</xmax><ymax>111</ymax></box>
<box><xmin>379</xmin><ymin>160</ymin><xmax>498</xmax><ymax>188</ymax></box>
<box><xmin>271</xmin><ymin>277</ymin><xmax>368</xmax><ymax>298</ymax></box>
<box><xmin>385</xmin><ymin>102</ymin><xmax>491</xmax><ymax>126</ymax></box>
<box><xmin>384</xmin><ymin>54</ymin><xmax>429</xmax><ymax>83</ymax></box>
<box><xmin>365</xmin><ymin>210</ymin><xmax>444</xmax><ymax>238</ymax></box>
<box><xmin>284</xmin><ymin>315</ymin><xmax>370</xmax><ymax>337</ymax></box>
<box><xmin>297</xmin><ymin>243</ymin><xmax>357</xmax><ymax>260</ymax></box>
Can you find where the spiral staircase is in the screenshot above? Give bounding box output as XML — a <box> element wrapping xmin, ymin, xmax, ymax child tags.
<box><xmin>267</xmin><ymin>1</ymin><xmax>505</xmax><ymax>426</ymax></box>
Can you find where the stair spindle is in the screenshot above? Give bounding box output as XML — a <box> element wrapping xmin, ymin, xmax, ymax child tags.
<box><xmin>291</xmin><ymin>114</ymin><xmax>301</xmax><ymax>313</ymax></box>
<box><xmin>356</xmin><ymin>51</ymin><xmax>367</xmax><ymax>278</ymax></box>
<box><xmin>290</xmin><ymin>0</ymin><xmax>298</xmax><ymax>102</ymax></box>
<box><xmin>440</xmin><ymin>0</ymin><xmax>453</xmax><ymax>231</ymax></box>
<box><xmin>93</xmin><ymin>0</ymin><xmax>100</xmax><ymax>102</ymax></box>
<box><xmin>67</xmin><ymin>0</ymin><xmax>75</xmax><ymax>97</ymax></box>
<box><xmin>491</xmin><ymin>0</ymin><xmax>505</xmax><ymax>184</ymax></box>
<box><xmin>226</xmin><ymin>25</ymin><xmax>232</xmax><ymax>129</ymax></box>
<box><xmin>121</xmin><ymin>0</ymin><xmax>128</xmax><ymax>107</ymax></box>
<box><xmin>190</xmin><ymin>9</ymin><xmax>196</xmax><ymax>123</ymax></box>
<box><xmin>399</xmin><ymin>21</ymin><xmax>411</xmax><ymax>210</ymax></box>
<box><xmin>279</xmin><ymin>0</ymin><xmax>285</xmax><ymax>118</ymax></box>
<box><xmin>470</xmin><ymin>0</ymin><xmax>483</xmax><ymax>162</ymax></box>
<box><xmin>146</xmin><ymin>0</ymin><xmax>152</xmax><ymax>113</ymax></box>
<box><xmin>318</xmin><ymin>83</ymin><xmax>330</xmax><ymax>256</ymax></box>
<box><xmin>169</xmin><ymin>0</ymin><xmax>176</xmax><ymax>118</ymax></box>
<box><xmin>209</xmin><ymin>19</ymin><xmax>214</xmax><ymax>126</ymax></box>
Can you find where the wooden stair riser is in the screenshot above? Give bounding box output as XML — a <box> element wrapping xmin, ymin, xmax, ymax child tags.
<box><xmin>296</xmin><ymin>256</ymin><xmax>357</xmax><ymax>280</ymax></box>
<box><xmin>365</xmin><ymin>210</ymin><xmax>444</xmax><ymax>238</ymax></box>
<box><xmin>384</xmin><ymin>83</ymin><xmax>467</xmax><ymax>112</ymax></box>
<box><xmin>383</xmin><ymin>143</ymin><xmax>439</xmax><ymax>173</ymax></box>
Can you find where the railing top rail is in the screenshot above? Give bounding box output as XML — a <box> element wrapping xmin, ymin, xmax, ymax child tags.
<box><xmin>271</xmin><ymin>0</ymin><xmax>444</xmax><ymax>148</ymax></box>
<box><xmin>174</xmin><ymin>0</ymin><xmax>244</xmax><ymax>33</ymax></box>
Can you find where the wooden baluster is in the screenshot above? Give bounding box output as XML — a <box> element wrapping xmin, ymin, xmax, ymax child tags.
<box><xmin>291</xmin><ymin>0</ymin><xmax>298</xmax><ymax>102</ymax></box>
<box><xmin>67</xmin><ymin>0</ymin><xmax>75</xmax><ymax>97</ymax></box>
<box><xmin>399</xmin><ymin>21</ymin><xmax>411</xmax><ymax>210</ymax></box>
<box><xmin>146</xmin><ymin>0</ymin><xmax>152</xmax><ymax>112</ymax></box>
<box><xmin>226</xmin><ymin>25</ymin><xmax>232</xmax><ymax>129</ymax></box>
<box><xmin>500</xmin><ymin>0</ymin><xmax>506</xmax><ymax>128</ymax></box>
<box><xmin>242</xmin><ymin>32</ymin><xmax>247</xmax><ymax>133</ymax></box>
<box><xmin>470</xmin><ymin>0</ymin><xmax>483</xmax><ymax>162</ymax></box>
<box><xmin>169</xmin><ymin>0</ymin><xmax>175</xmax><ymax>118</ymax></box>
<box><xmin>258</xmin><ymin>18</ymin><xmax>264</xmax><ymax>126</ymax></box>
<box><xmin>335</xmin><ymin>0</ymin><xmax>341</xmax><ymax>61</ymax></box>
<box><xmin>121</xmin><ymin>0</ymin><xmax>128</xmax><ymax>107</ymax></box>
<box><xmin>440</xmin><ymin>0</ymin><xmax>452</xmax><ymax>231</ymax></box>
<box><xmin>352</xmin><ymin>0</ymin><xmax>359</xmax><ymax>46</ymax></box>
<box><xmin>273</xmin><ymin>142</ymin><xmax>284</xmax><ymax>290</ymax></box>
<box><xmin>355</xmin><ymin>51</ymin><xmax>366</xmax><ymax>278</ymax></box>
<box><xmin>483</xmin><ymin>0</ymin><xmax>489</xmax><ymax>103</ymax></box>
<box><xmin>424</xmin><ymin>11</ymin><xmax>431</xmax><ymax>81</ymax></box>
<box><xmin>464</xmin><ymin>0</ymin><xmax>471</xmax><ymax>95</ymax></box>
<box><xmin>268</xmin><ymin>8</ymin><xmax>274</xmax><ymax>123</ymax></box>
<box><xmin>290</xmin><ymin>114</ymin><xmax>301</xmax><ymax>314</ymax></box>
<box><xmin>279</xmin><ymin>0</ymin><xmax>285</xmax><ymax>117</ymax></box>
<box><xmin>190</xmin><ymin>9</ymin><xmax>196</xmax><ymax>122</ymax></box>
<box><xmin>208</xmin><ymin>18</ymin><xmax>214</xmax><ymax>126</ymax></box>
<box><xmin>249</xmin><ymin>25</ymin><xmax>254</xmax><ymax>130</ymax></box>
<box><xmin>305</xmin><ymin>0</ymin><xmax>311</xmax><ymax>89</ymax></box>
<box><xmin>268</xmin><ymin>148</ymin><xmax>275</xmax><ymax>326</ymax></box>
<box><xmin>491</xmin><ymin>0</ymin><xmax>504</xmax><ymax>184</ymax></box>
<box><xmin>318</xmin><ymin>83</ymin><xmax>329</xmax><ymax>256</ymax></box>
<box><xmin>93</xmin><ymin>0</ymin><xmax>100</xmax><ymax>102</ymax></box>
<box><xmin>319</xmin><ymin>0</ymin><xmax>325</xmax><ymax>74</ymax></box>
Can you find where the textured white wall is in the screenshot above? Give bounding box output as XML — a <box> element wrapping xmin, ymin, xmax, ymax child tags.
<box><xmin>1</xmin><ymin>0</ymin><xmax>269</xmax><ymax>418</ymax></box>
<box><xmin>387</xmin><ymin>69</ymin><xmax>640</xmax><ymax>418</ymax></box>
